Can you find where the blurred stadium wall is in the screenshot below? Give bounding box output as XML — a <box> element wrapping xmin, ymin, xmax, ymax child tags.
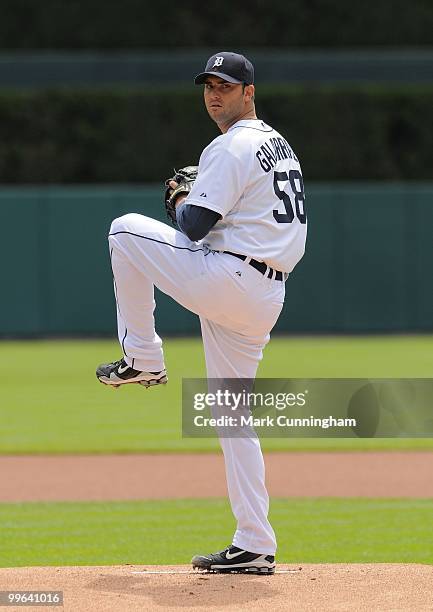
<box><xmin>0</xmin><ymin>1</ymin><xmax>432</xmax><ymax>336</ymax></box>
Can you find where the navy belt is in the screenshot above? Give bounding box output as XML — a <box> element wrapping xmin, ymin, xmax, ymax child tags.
<box><xmin>223</xmin><ymin>251</ymin><xmax>284</xmax><ymax>281</ymax></box>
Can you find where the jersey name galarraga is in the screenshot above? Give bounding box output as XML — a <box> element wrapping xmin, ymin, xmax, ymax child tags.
<box><xmin>186</xmin><ymin>119</ymin><xmax>307</xmax><ymax>273</ymax></box>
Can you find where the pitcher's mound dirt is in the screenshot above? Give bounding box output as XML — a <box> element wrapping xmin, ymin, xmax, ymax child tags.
<box><xmin>0</xmin><ymin>564</ymin><xmax>432</xmax><ymax>612</ymax></box>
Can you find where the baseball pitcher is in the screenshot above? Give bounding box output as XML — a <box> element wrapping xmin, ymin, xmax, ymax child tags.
<box><xmin>96</xmin><ymin>51</ymin><xmax>307</xmax><ymax>574</ymax></box>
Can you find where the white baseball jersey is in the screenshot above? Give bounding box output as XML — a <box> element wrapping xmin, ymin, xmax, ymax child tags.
<box><xmin>186</xmin><ymin>118</ymin><xmax>307</xmax><ymax>273</ymax></box>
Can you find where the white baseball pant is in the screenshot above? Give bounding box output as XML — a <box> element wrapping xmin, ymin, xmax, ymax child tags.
<box><xmin>108</xmin><ymin>213</ymin><xmax>285</xmax><ymax>555</ymax></box>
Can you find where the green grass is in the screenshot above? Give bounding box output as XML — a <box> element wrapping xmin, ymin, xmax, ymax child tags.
<box><xmin>0</xmin><ymin>498</ymin><xmax>432</xmax><ymax>567</ymax></box>
<box><xmin>1</xmin><ymin>336</ymin><xmax>433</xmax><ymax>453</ymax></box>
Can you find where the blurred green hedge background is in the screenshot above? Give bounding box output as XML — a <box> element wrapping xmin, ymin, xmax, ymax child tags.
<box><xmin>0</xmin><ymin>85</ymin><xmax>432</xmax><ymax>183</ymax></box>
<box><xmin>1</xmin><ymin>0</ymin><xmax>433</xmax><ymax>48</ymax></box>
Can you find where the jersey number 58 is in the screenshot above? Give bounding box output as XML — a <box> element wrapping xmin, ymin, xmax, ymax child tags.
<box><xmin>273</xmin><ymin>169</ymin><xmax>306</xmax><ymax>224</ymax></box>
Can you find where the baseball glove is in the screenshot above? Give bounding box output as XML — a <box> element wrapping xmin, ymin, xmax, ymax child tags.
<box><xmin>164</xmin><ymin>165</ymin><xmax>198</xmax><ymax>225</ymax></box>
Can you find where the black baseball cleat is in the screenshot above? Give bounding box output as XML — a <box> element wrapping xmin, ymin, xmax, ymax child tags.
<box><xmin>96</xmin><ymin>358</ymin><xmax>167</xmax><ymax>389</ymax></box>
<box><xmin>191</xmin><ymin>545</ymin><xmax>275</xmax><ymax>574</ymax></box>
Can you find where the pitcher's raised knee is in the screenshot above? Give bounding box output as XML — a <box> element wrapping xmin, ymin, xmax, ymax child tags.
<box><xmin>109</xmin><ymin>213</ymin><xmax>152</xmax><ymax>237</ymax></box>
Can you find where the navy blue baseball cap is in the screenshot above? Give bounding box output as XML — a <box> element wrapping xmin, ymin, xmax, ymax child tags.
<box><xmin>195</xmin><ymin>52</ymin><xmax>254</xmax><ymax>85</ymax></box>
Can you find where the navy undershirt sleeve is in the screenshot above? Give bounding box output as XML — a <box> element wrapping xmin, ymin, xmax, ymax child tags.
<box><xmin>176</xmin><ymin>204</ymin><xmax>221</xmax><ymax>242</ymax></box>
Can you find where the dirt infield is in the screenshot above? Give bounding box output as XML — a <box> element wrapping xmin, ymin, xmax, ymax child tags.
<box><xmin>0</xmin><ymin>564</ymin><xmax>432</xmax><ymax>611</ymax></box>
<box><xmin>1</xmin><ymin>451</ymin><xmax>433</xmax><ymax>502</ymax></box>
<box><xmin>2</xmin><ymin>452</ymin><xmax>432</xmax><ymax>611</ymax></box>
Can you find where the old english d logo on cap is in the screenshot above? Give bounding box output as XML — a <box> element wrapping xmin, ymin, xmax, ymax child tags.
<box><xmin>195</xmin><ymin>52</ymin><xmax>255</xmax><ymax>85</ymax></box>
